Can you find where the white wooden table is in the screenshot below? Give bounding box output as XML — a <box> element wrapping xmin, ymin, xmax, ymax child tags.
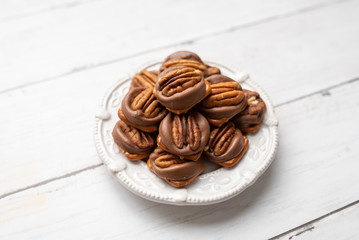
<box><xmin>1</xmin><ymin>0</ymin><xmax>359</xmax><ymax>239</ymax></box>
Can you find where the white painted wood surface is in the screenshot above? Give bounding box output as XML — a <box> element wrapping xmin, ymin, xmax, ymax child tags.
<box><xmin>0</xmin><ymin>0</ymin><xmax>342</xmax><ymax>92</ymax></box>
<box><xmin>0</xmin><ymin>0</ymin><xmax>97</xmax><ymax>22</ymax></box>
<box><xmin>1</xmin><ymin>0</ymin><xmax>359</xmax><ymax>239</ymax></box>
<box><xmin>2</xmin><ymin>0</ymin><xmax>359</xmax><ymax>196</ymax></box>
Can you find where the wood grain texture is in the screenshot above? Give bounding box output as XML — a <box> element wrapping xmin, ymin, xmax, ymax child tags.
<box><xmin>1</xmin><ymin>0</ymin><xmax>359</xmax><ymax>196</ymax></box>
<box><xmin>0</xmin><ymin>0</ymin><xmax>97</xmax><ymax>22</ymax></box>
<box><xmin>1</xmin><ymin>78</ymin><xmax>359</xmax><ymax>239</ymax></box>
<box><xmin>0</xmin><ymin>0</ymin><xmax>341</xmax><ymax>92</ymax></box>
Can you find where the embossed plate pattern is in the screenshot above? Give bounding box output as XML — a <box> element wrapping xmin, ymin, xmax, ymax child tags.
<box><xmin>94</xmin><ymin>59</ymin><xmax>279</xmax><ymax>205</ymax></box>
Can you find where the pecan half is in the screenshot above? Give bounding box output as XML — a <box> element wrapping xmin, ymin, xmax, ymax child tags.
<box><xmin>118</xmin><ymin>120</ymin><xmax>154</xmax><ymax>148</ymax></box>
<box><xmin>162</xmin><ymin>59</ymin><xmax>207</xmax><ymax>73</ymax></box>
<box><xmin>188</xmin><ymin>112</ymin><xmax>201</xmax><ymax>150</ymax></box>
<box><xmin>158</xmin><ymin>67</ymin><xmax>202</xmax><ymax>97</ymax></box>
<box><xmin>131</xmin><ymin>88</ymin><xmax>163</xmax><ymax>118</ymax></box>
<box><xmin>172</xmin><ymin>112</ymin><xmax>201</xmax><ymax>151</ymax></box>
<box><xmin>207</xmin><ymin>122</ymin><xmax>236</xmax><ymax>156</ymax></box>
<box><xmin>201</xmin><ymin>82</ymin><xmax>244</xmax><ymax>108</ymax></box>
<box><xmin>132</xmin><ymin>70</ymin><xmax>158</xmax><ymax>88</ymax></box>
<box><xmin>153</xmin><ymin>148</ymin><xmax>185</xmax><ymax>168</ymax></box>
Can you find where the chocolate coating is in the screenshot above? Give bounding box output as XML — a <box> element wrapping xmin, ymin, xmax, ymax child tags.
<box><xmin>121</xmin><ymin>87</ymin><xmax>167</xmax><ymax>127</ymax></box>
<box><xmin>206</xmin><ymin>65</ymin><xmax>221</xmax><ymax>77</ymax></box>
<box><xmin>112</xmin><ymin>120</ymin><xmax>155</xmax><ymax>156</ymax></box>
<box><xmin>203</xmin><ymin>122</ymin><xmax>247</xmax><ymax>163</ymax></box>
<box><xmin>160</xmin><ymin>51</ymin><xmax>207</xmax><ymax>75</ymax></box>
<box><xmin>205</xmin><ymin>74</ymin><xmax>239</xmax><ymax>86</ymax></box>
<box><xmin>155</xmin><ymin>66</ymin><xmax>208</xmax><ymax>112</ymax></box>
<box><xmin>163</xmin><ymin>50</ymin><xmax>204</xmax><ymax>63</ymax></box>
<box><xmin>197</xmin><ymin>74</ymin><xmax>247</xmax><ymax>125</ymax></box>
<box><xmin>159</xmin><ymin>111</ymin><xmax>210</xmax><ymax>158</ymax></box>
<box><xmin>149</xmin><ymin>147</ymin><xmax>205</xmax><ymax>181</ymax></box>
<box><xmin>232</xmin><ymin>90</ymin><xmax>266</xmax><ymax>132</ymax></box>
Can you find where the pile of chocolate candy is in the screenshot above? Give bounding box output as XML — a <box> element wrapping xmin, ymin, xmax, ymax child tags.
<box><xmin>112</xmin><ymin>51</ymin><xmax>266</xmax><ymax>187</ymax></box>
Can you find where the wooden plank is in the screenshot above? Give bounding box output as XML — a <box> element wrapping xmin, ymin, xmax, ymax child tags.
<box><xmin>1</xmin><ymin>76</ymin><xmax>359</xmax><ymax>239</ymax></box>
<box><xmin>1</xmin><ymin>0</ymin><xmax>359</xmax><ymax>196</ymax></box>
<box><xmin>0</xmin><ymin>59</ymin><xmax>128</xmax><ymax>196</ymax></box>
<box><xmin>0</xmin><ymin>0</ymin><xmax>340</xmax><ymax>92</ymax></box>
<box><xmin>187</xmin><ymin>0</ymin><xmax>359</xmax><ymax>105</ymax></box>
<box><xmin>0</xmin><ymin>0</ymin><xmax>97</xmax><ymax>22</ymax></box>
<box><xmin>275</xmin><ymin>202</ymin><xmax>359</xmax><ymax>239</ymax></box>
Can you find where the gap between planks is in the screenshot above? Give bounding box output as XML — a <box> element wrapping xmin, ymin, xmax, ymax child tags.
<box><xmin>0</xmin><ymin>163</ymin><xmax>103</xmax><ymax>200</ymax></box>
<box><xmin>0</xmin><ymin>0</ymin><xmax>350</xmax><ymax>95</ymax></box>
<box><xmin>276</xmin><ymin>77</ymin><xmax>359</xmax><ymax>108</ymax></box>
<box><xmin>1</xmin><ymin>75</ymin><xmax>358</xmax><ymax>200</ymax></box>
<box><xmin>269</xmin><ymin>200</ymin><xmax>359</xmax><ymax>240</ymax></box>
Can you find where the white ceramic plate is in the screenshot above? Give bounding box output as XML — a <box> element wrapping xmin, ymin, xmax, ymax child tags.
<box><xmin>94</xmin><ymin>59</ymin><xmax>279</xmax><ymax>206</ymax></box>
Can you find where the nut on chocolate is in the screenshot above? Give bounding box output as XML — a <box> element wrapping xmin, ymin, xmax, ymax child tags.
<box><xmin>120</xmin><ymin>87</ymin><xmax>167</xmax><ymax>132</ymax></box>
<box><xmin>158</xmin><ymin>111</ymin><xmax>210</xmax><ymax>161</ymax></box>
<box><xmin>148</xmin><ymin>147</ymin><xmax>205</xmax><ymax>187</ymax></box>
<box><xmin>155</xmin><ymin>66</ymin><xmax>211</xmax><ymax>114</ymax></box>
<box><xmin>160</xmin><ymin>51</ymin><xmax>207</xmax><ymax>75</ymax></box>
<box><xmin>203</xmin><ymin>122</ymin><xmax>248</xmax><ymax>167</ymax></box>
<box><xmin>198</xmin><ymin>74</ymin><xmax>247</xmax><ymax>127</ymax></box>
<box><xmin>112</xmin><ymin>120</ymin><xmax>155</xmax><ymax>160</ymax></box>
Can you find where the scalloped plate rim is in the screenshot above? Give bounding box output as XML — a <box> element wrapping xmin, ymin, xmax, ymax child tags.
<box><xmin>94</xmin><ymin>58</ymin><xmax>279</xmax><ymax>206</ymax></box>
